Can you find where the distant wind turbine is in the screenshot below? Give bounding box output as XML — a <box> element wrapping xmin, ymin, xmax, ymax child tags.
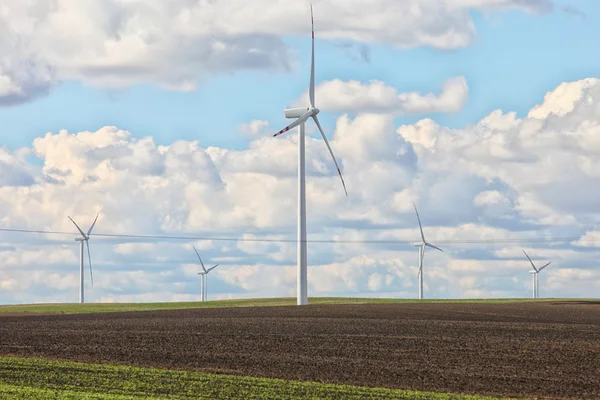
<box><xmin>68</xmin><ymin>213</ymin><xmax>99</xmax><ymax>304</ymax></box>
<box><xmin>194</xmin><ymin>246</ymin><xmax>219</xmax><ymax>302</ymax></box>
<box><xmin>523</xmin><ymin>250</ymin><xmax>551</xmax><ymax>299</ymax></box>
<box><xmin>413</xmin><ymin>204</ymin><xmax>443</xmax><ymax>300</ymax></box>
<box><xmin>271</xmin><ymin>5</ymin><xmax>348</xmax><ymax>306</ymax></box>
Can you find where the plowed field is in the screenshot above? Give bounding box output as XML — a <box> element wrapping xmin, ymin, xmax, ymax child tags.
<box><xmin>1</xmin><ymin>301</ymin><xmax>599</xmax><ymax>399</ymax></box>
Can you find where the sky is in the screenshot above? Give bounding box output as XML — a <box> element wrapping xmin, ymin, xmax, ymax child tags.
<box><xmin>1</xmin><ymin>0</ymin><xmax>600</xmax><ymax>304</ymax></box>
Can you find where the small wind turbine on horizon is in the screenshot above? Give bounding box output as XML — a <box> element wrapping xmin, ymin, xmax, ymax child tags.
<box><xmin>68</xmin><ymin>213</ymin><xmax>99</xmax><ymax>304</ymax></box>
<box><xmin>523</xmin><ymin>250</ymin><xmax>551</xmax><ymax>299</ymax></box>
<box><xmin>413</xmin><ymin>204</ymin><xmax>443</xmax><ymax>300</ymax></box>
<box><xmin>194</xmin><ymin>246</ymin><xmax>219</xmax><ymax>302</ymax></box>
<box><xmin>271</xmin><ymin>4</ymin><xmax>348</xmax><ymax>306</ymax></box>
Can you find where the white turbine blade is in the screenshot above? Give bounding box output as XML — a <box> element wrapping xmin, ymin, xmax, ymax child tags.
<box><xmin>207</xmin><ymin>264</ymin><xmax>219</xmax><ymax>273</ymax></box>
<box><xmin>425</xmin><ymin>242</ymin><xmax>443</xmax><ymax>252</ymax></box>
<box><xmin>85</xmin><ymin>240</ymin><xmax>93</xmax><ymax>287</ymax></box>
<box><xmin>538</xmin><ymin>261</ymin><xmax>551</xmax><ymax>272</ymax></box>
<box><xmin>87</xmin><ymin>213</ymin><xmax>99</xmax><ymax>236</ymax></box>
<box><xmin>273</xmin><ymin>112</ymin><xmax>311</xmax><ymax>137</ymax></box>
<box><xmin>522</xmin><ymin>250</ymin><xmax>538</xmax><ymax>272</ymax></box>
<box><xmin>68</xmin><ymin>216</ymin><xmax>88</xmax><ymax>239</ymax></box>
<box><xmin>193</xmin><ymin>246</ymin><xmax>207</xmax><ymax>273</ymax></box>
<box><xmin>309</xmin><ymin>4</ymin><xmax>315</xmax><ymax>108</ymax></box>
<box><xmin>312</xmin><ymin>115</ymin><xmax>347</xmax><ymax>196</ymax></box>
<box><xmin>413</xmin><ymin>203</ymin><xmax>425</xmax><ymax>242</ymax></box>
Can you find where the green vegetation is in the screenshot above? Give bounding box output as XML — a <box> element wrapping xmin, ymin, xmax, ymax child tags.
<box><xmin>0</xmin><ymin>297</ymin><xmax>583</xmax><ymax>314</ymax></box>
<box><xmin>0</xmin><ymin>357</ymin><xmax>516</xmax><ymax>400</ymax></box>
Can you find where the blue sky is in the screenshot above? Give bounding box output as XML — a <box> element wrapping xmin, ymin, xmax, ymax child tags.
<box><xmin>2</xmin><ymin>0</ymin><xmax>597</xmax><ymax>152</ymax></box>
<box><xmin>1</xmin><ymin>0</ymin><xmax>600</xmax><ymax>304</ymax></box>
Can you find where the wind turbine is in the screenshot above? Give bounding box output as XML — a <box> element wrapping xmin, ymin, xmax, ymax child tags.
<box><xmin>272</xmin><ymin>5</ymin><xmax>348</xmax><ymax>306</ymax></box>
<box><xmin>522</xmin><ymin>250</ymin><xmax>551</xmax><ymax>299</ymax></box>
<box><xmin>413</xmin><ymin>204</ymin><xmax>443</xmax><ymax>300</ymax></box>
<box><xmin>68</xmin><ymin>213</ymin><xmax>99</xmax><ymax>304</ymax></box>
<box><xmin>194</xmin><ymin>246</ymin><xmax>219</xmax><ymax>302</ymax></box>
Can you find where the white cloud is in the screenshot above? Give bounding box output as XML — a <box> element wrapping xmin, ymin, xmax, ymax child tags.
<box><xmin>572</xmin><ymin>231</ymin><xmax>600</xmax><ymax>248</ymax></box>
<box><xmin>368</xmin><ymin>272</ymin><xmax>384</xmax><ymax>291</ymax></box>
<box><xmin>398</xmin><ymin>78</ymin><xmax>600</xmax><ymax>222</ymax></box>
<box><xmin>238</xmin><ymin>120</ymin><xmax>271</xmax><ymax>138</ymax></box>
<box><xmin>306</xmin><ymin>76</ymin><xmax>468</xmax><ymax>115</ymax></box>
<box><xmin>0</xmin><ymin>147</ymin><xmax>36</xmax><ymax>186</ymax></box>
<box><xmin>0</xmin><ymin>0</ymin><xmax>551</xmax><ymax>105</ymax></box>
<box><xmin>5</xmin><ymin>76</ymin><xmax>600</xmax><ymax>303</ymax></box>
<box><xmin>449</xmin><ymin>0</ymin><xmax>552</xmax><ymax>13</ymax></box>
<box><xmin>474</xmin><ymin>190</ymin><xmax>508</xmax><ymax>207</ymax></box>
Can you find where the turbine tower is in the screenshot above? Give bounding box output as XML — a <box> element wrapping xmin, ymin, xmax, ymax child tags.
<box><xmin>68</xmin><ymin>213</ymin><xmax>99</xmax><ymax>304</ymax></box>
<box><xmin>523</xmin><ymin>250</ymin><xmax>551</xmax><ymax>299</ymax></box>
<box><xmin>272</xmin><ymin>5</ymin><xmax>347</xmax><ymax>306</ymax></box>
<box><xmin>194</xmin><ymin>246</ymin><xmax>219</xmax><ymax>302</ymax></box>
<box><xmin>413</xmin><ymin>204</ymin><xmax>443</xmax><ymax>300</ymax></box>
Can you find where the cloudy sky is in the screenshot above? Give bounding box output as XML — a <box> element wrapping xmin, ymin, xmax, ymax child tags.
<box><xmin>1</xmin><ymin>0</ymin><xmax>599</xmax><ymax>304</ymax></box>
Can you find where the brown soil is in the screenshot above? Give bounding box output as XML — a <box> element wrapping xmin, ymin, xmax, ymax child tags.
<box><xmin>1</xmin><ymin>301</ymin><xmax>599</xmax><ymax>399</ymax></box>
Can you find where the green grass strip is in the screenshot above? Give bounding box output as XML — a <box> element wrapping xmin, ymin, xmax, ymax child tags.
<box><xmin>0</xmin><ymin>297</ymin><xmax>585</xmax><ymax>315</ymax></box>
<box><xmin>0</xmin><ymin>357</ymin><xmax>518</xmax><ymax>400</ymax></box>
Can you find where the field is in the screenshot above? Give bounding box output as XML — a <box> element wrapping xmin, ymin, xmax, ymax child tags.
<box><xmin>1</xmin><ymin>300</ymin><xmax>599</xmax><ymax>399</ymax></box>
<box><xmin>0</xmin><ymin>357</ymin><xmax>512</xmax><ymax>400</ymax></box>
<box><xmin>0</xmin><ymin>296</ymin><xmax>567</xmax><ymax>314</ymax></box>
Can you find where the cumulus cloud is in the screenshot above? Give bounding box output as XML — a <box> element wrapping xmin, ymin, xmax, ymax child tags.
<box><xmin>6</xmin><ymin>76</ymin><xmax>600</xmax><ymax>303</ymax></box>
<box><xmin>0</xmin><ymin>147</ymin><xmax>36</xmax><ymax>186</ymax></box>
<box><xmin>301</xmin><ymin>76</ymin><xmax>468</xmax><ymax>115</ymax></box>
<box><xmin>238</xmin><ymin>120</ymin><xmax>271</xmax><ymax>138</ymax></box>
<box><xmin>571</xmin><ymin>231</ymin><xmax>600</xmax><ymax>248</ymax></box>
<box><xmin>0</xmin><ymin>0</ymin><xmax>552</xmax><ymax>105</ymax></box>
<box><xmin>398</xmin><ymin>78</ymin><xmax>600</xmax><ymax>223</ymax></box>
<box><xmin>449</xmin><ymin>0</ymin><xmax>552</xmax><ymax>13</ymax></box>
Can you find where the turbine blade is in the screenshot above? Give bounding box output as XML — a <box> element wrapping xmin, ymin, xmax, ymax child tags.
<box><xmin>522</xmin><ymin>250</ymin><xmax>538</xmax><ymax>272</ymax></box>
<box><xmin>309</xmin><ymin>4</ymin><xmax>315</xmax><ymax>108</ymax></box>
<box><xmin>413</xmin><ymin>203</ymin><xmax>425</xmax><ymax>242</ymax></box>
<box><xmin>538</xmin><ymin>261</ymin><xmax>551</xmax><ymax>272</ymax></box>
<box><xmin>193</xmin><ymin>246</ymin><xmax>207</xmax><ymax>272</ymax></box>
<box><xmin>312</xmin><ymin>115</ymin><xmax>347</xmax><ymax>196</ymax></box>
<box><xmin>425</xmin><ymin>242</ymin><xmax>443</xmax><ymax>252</ymax></box>
<box><xmin>86</xmin><ymin>240</ymin><xmax>93</xmax><ymax>287</ymax></box>
<box><xmin>87</xmin><ymin>213</ymin><xmax>99</xmax><ymax>236</ymax></box>
<box><xmin>207</xmin><ymin>264</ymin><xmax>219</xmax><ymax>273</ymax></box>
<box><xmin>68</xmin><ymin>216</ymin><xmax>87</xmax><ymax>239</ymax></box>
<box><xmin>273</xmin><ymin>112</ymin><xmax>311</xmax><ymax>137</ymax></box>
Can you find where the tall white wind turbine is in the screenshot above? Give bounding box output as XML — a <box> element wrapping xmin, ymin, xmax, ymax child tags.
<box><xmin>523</xmin><ymin>250</ymin><xmax>551</xmax><ymax>299</ymax></box>
<box><xmin>194</xmin><ymin>246</ymin><xmax>219</xmax><ymax>302</ymax></box>
<box><xmin>272</xmin><ymin>5</ymin><xmax>347</xmax><ymax>306</ymax></box>
<box><xmin>68</xmin><ymin>213</ymin><xmax>99</xmax><ymax>304</ymax></box>
<box><xmin>413</xmin><ymin>204</ymin><xmax>443</xmax><ymax>300</ymax></box>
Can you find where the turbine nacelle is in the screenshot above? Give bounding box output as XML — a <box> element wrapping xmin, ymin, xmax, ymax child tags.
<box><xmin>285</xmin><ymin>107</ymin><xmax>311</xmax><ymax>119</ymax></box>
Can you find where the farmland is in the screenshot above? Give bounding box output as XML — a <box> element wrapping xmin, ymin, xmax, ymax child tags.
<box><xmin>0</xmin><ymin>357</ymin><xmax>511</xmax><ymax>399</ymax></box>
<box><xmin>0</xmin><ymin>296</ymin><xmax>566</xmax><ymax>315</ymax></box>
<box><xmin>1</xmin><ymin>300</ymin><xmax>599</xmax><ymax>399</ymax></box>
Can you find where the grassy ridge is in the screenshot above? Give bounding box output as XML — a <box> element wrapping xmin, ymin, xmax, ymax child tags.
<box><xmin>0</xmin><ymin>357</ymin><xmax>516</xmax><ymax>400</ymax></box>
<box><xmin>0</xmin><ymin>297</ymin><xmax>583</xmax><ymax>314</ymax></box>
